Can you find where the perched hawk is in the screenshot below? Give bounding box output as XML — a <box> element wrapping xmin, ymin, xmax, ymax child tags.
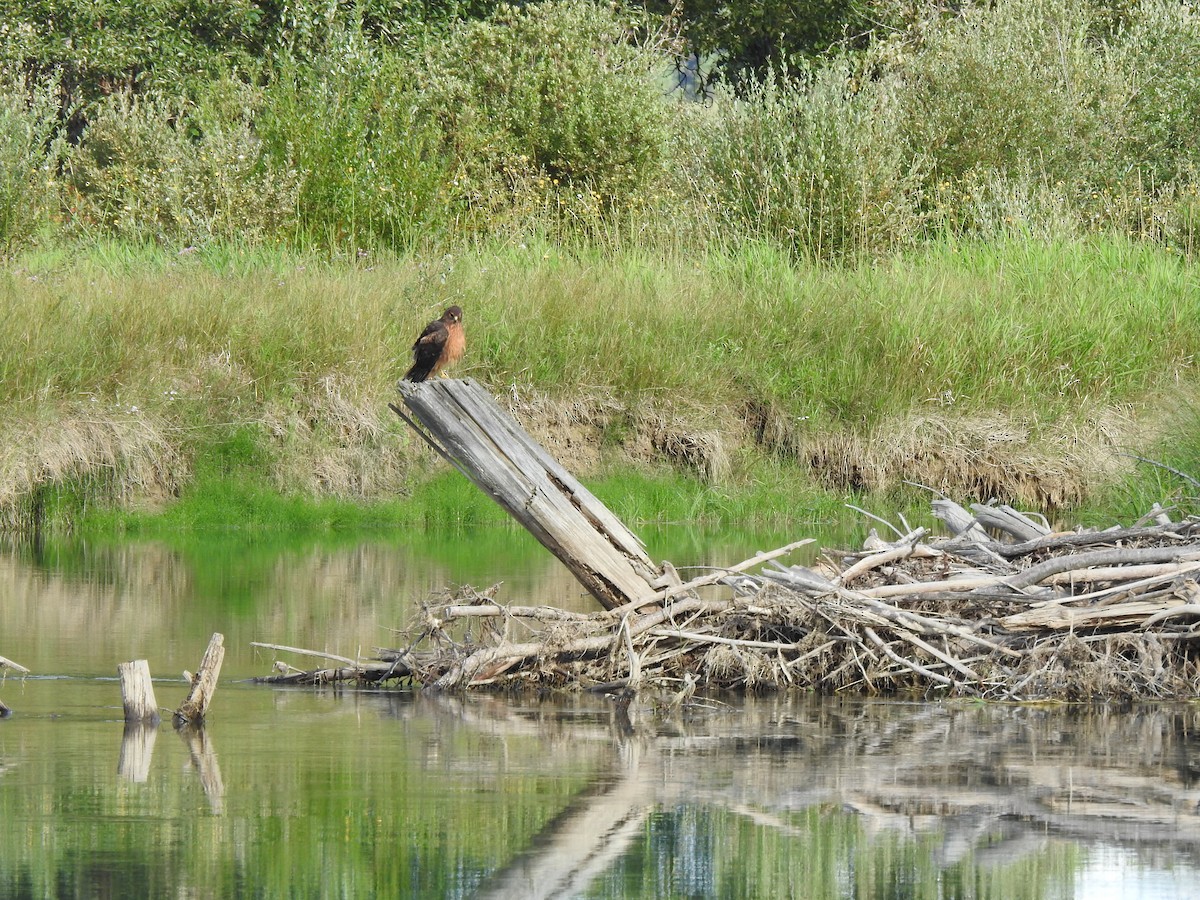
<box><xmin>404</xmin><ymin>305</ymin><xmax>465</xmax><ymax>382</ymax></box>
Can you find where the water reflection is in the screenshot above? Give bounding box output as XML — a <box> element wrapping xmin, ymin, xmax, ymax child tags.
<box><xmin>2</xmin><ymin>684</ymin><xmax>1199</xmax><ymax>899</ymax></box>
<box><xmin>1</xmin><ymin>531</ymin><xmax>1198</xmax><ymax>898</ymax></box>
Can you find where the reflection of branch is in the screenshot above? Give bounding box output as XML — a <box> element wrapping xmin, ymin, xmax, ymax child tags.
<box><xmin>417</xmin><ymin>693</ymin><xmax>1200</xmax><ymax>882</ymax></box>
<box><xmin>476</xmin><ymin>740</ymin><xmax>656</xmax><ymax>900</ymax></box>
<box><xmin>175</xmin><ymin>724</ymin><xmax>224</xmax><ymax>815</ymax></box>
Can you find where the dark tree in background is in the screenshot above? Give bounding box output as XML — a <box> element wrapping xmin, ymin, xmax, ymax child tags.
<box><xmin>643</xmin><ymin>0</ymin><xmax>875</xmax><ymax>91</ymax></box>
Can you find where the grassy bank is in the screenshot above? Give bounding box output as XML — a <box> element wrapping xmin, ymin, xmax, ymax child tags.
<box><xmin>4</xmin><ymin>235</ymin><xmax>1199</xmax><ymax>534</ymax></box>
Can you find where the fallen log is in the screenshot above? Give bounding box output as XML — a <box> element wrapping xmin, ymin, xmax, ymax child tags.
<box><xmin>0</xmin><ymin>654</ymin><xmax>29</xmax><ymax>674</ymax></box>
<box><xmin>392</xmin><ymin>379</ymin><xmax>663</xmax><ymax>610</ymax></box>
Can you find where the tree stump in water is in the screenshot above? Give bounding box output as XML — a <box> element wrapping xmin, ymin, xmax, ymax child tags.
<box><xmin>393</xmin><ymin>378</ymin><xmax>663</xmax><ymax>611</ymax></box>
<box><xmin>175</xmin><ymin>633</ymin><xmax>224</xmax><ymax>725</ymax></box>
<box><xmin>118</xmin><ymin>659</ymin><xmax>161</xmax><ymax>725</ymax></box>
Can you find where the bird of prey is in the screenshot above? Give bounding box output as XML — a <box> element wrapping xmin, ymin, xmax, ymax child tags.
<box><xmin>404</xmin><ymin>305</ymin><xmax>465</xmax><ymax>382</ymax></box>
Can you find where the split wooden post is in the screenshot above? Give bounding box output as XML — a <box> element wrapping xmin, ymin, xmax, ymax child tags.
<box><xmin>118</xmin><ymin>659</ymin><xmax>161</xmax><ymax>725</ymax></box>
<box><xmin>393</xmin><ymin>379</ymin><xmax>662</xmax><ymax>611</ymax></box>
<box><xmin>175</xmin><ymin>633</ymin><xmax>224</xmax><ymax>725</ymax></box>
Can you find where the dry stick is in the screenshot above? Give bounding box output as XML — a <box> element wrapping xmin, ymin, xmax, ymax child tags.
<box><xmin>648</xmin><ymin>628</ymin><xmax>802</xmax><ymax>652</ymax></box>
<box><xmin>605</xmin><ymin>540</ymin><xmax>816</xmax><ymax>616</ymax></box>
<box><xmin>442</xmin><ymin>604</ymin><xmax>591</xmax><ymax>621</ymax></box>
<box><xmin>1042</xmin><ymin>559</ymin><xmax>1200</xmax><ymax>587</ymax></box>
<box><xmin>251</xmin><ymin>642</ymin><xmax>359</xmax><ymax>668</ymax></box>
<box><xmin>836</xmin><ymin>536</ymin><xmax>936</xmax><ymax>586</ymax></box>
<box><xmin>892</xmin><ymin>628</ymin><xmax>983</xmax><ymax>681</ymax></box>
<box><xmin>844</xmin><ymin>504</ymin><xmax>906</xmax><ymax>539</ymax></box>
<box><xmin>843</xmin><ymin>591</ymin><xmax>1024</xmax><ymax>658</ymax></box>
<box><xmin>784</xmin><ymin>640</ymin><xmax>838</xmax><ymax>671</ymax></box>
<box><xmin>1032</xmin><ymin>562</ymin><xmax>1200</xmax><ymax>605</ymax></box>
<box><xmin>0</xmin><ymin>655</ymin><xmax>29</xmax><ymax>674</ymax></box>
<box><xmin>854</xmin><ymin>575</ymin><xmax>1004</xmax><ymax>600</ymax></box>
<box><xmin>1142</xmin><ymin>604</ymin><xmax>1200</xmax><ymax>627</ymax></box>
<box><xmin>864</xmin><ymin>627</ymin><xmax>954</xmax><ymax>687</ymax></box>
<box><xmin>988</xmin><ymin>525</ymin><xmax>1199</xmax><ymax>559</ymax></box>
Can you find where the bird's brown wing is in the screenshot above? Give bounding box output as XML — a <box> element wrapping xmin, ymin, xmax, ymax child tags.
<box><xmin>404</xmin><ymin>321</ymin><xmax>449</xmax><ymax>382</ymax></box>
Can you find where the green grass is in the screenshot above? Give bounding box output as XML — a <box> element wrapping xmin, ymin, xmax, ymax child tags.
<box><xmin>4</xmin><ymin>234</ymin><xmax>1200</xmax><ymax>533</ymax></box>
<box><xmin>5</xmin><ymin>234</ymin><xmax>1197</xmax><ymax>425</ymax></box>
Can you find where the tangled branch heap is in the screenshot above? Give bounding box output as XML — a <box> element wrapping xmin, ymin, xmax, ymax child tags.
<box><xmin>257</xmin><ymin>501</ymin><xmax>1200</xmax><ymax>701</ymax></box>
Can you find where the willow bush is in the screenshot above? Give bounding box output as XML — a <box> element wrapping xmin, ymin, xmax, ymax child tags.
<box><xmin>0</xmin><ymin>74</ymin><xmax>66</xmax><ymax>250</ymax></box>
<box><xmin>66</xmin><ymin>82</ymin><xmax>297</xmax><ymax>244</ymax></box>
<box><xmin>416</xmin><ymin>0</ymin><xmax>672</xmax><ymax>239</ymax></box>
<box><xmin>256</xmin><ymin>32</ymin><xmax>449</xmax><ymax>249</ymax></box>
<box><xmin>670</xmin><ymin>61</ymin><xmax>927</xmax><ymax>260</ymax></box>
<box><xmin>7</xmin><ymin>0</ymin><xmax>1200</xmax><ymax>258</ymax></box>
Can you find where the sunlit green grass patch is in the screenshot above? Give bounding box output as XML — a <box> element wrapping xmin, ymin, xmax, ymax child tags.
<box><xmin>4</xmin><ymin>234</ymin><xmax>1200</xmax><ymax>533</ymax></box>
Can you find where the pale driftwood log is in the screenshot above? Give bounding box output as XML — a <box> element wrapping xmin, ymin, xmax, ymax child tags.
<box><xmin>1003</xmin><ymin>597</ymin><xmax>1196</xmax><ymax>631</ymax></box>
<box><xmin>970</xmin><ymin>504</ymin><xmax>1051</xmax><ymax>542</ymax></box>
<box><xmin>118</xmin><ymin>659</ymin><xmax>161</xmax><ymax>724</ymax></box>
<box><xmin>175</xmin><ymin>633</ymin><xmax>224</xmax><ymax>725</ymax></box>
<box><xmin>989</xmin><ymin>522</ymin><xmax>1196</xmax><ymax>558</ymax></box>
<box><xmin>117</xmin><ymin>723</ymin><xmax>158</xmax><ymax>782</ymax></box>
<box><xmin>1000</xmin><ymin>546</ymin><xmax>1200</xmax><ymax>591</ymax></box>
<box><xmin>394</xmin><ymin>379</ymin><xmax>659</xmax><ymax>611</ymax></box>
<box><xmin>931</xmin><ymin>498</ymin><xmax>991</xmax><ymax>541</ymax></box>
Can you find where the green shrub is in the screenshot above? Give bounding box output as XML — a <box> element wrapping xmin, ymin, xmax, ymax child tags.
<box><xmin>1112</xmin><ymin>2</ymin><xmax>1200</xmax><ymax>180</ymax></box>
<box><xmin>257</xmin><ymin>31</ymin><xmax>449</xmax><ymax>250</ymax></box>
<box><xmin>673</xmin><ymin>62</ymin><xmax>926</xmax><ymax>259</ymax></box>
<box><xmin>895</xmin><ymin>0</ymin><xmax>1124</xmax><ymax>222</ymax></box>
<box><xmin>899</xmin><ymin>1</ymin><xmax>1118</xmax><ymax>185</ymax></box>
<box><xmin>0</xmin><ymin>73</ymin><xmax>66</xmax><ymax>251</ymax></box>
<box><xmin>66</xmin><ymin>82</ymin><xmax>297</xmax><ymax>245</ymax></box>
<box><xmin>419</xmin><ymin>1</ymin><xmax>671</xmax><ymax>237</ymax></box>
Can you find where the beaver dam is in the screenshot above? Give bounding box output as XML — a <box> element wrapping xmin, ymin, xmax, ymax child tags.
<box><xmin>254</xmin><ymin>379</ymin><xmax>1200</xmax><ymax>702</ymax></box>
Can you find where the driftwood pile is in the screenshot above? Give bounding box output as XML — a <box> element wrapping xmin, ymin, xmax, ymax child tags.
<box><xmin>256</xmin><ymin>500</ymin><xmax>1200</xmax><ymax>701</ymax></box>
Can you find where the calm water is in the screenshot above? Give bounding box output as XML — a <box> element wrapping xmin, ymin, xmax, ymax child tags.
<box><xmin>2</xmin><ymin>528</ymin><xmax>1199</xmax><ymax>899</ymax></box>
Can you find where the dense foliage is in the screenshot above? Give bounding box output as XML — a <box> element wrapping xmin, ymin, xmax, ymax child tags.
<box><xmin>3</xmin><ymin>0</ymin><xmax>1200</xmax><ymax>259</ymax></box>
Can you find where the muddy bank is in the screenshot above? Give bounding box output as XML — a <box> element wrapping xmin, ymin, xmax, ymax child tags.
<box><xmin>0</xmin><ymin>382</ymin><xmax>1167</xmax><ymax>532</ymax></box>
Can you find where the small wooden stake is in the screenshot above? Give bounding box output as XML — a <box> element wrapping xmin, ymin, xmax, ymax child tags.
<box><xmin>117</xmin><ymin>659</ymin><xmax>160</xmax><ymax>725</ymax></box>
<box><xmin>175</xmin><ymin>633</ymin><xmax>224</xmax><ymax>725</ymax></box>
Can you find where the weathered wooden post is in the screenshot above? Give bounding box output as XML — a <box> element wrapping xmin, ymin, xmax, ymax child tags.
<box><xmin>175</xmin><ymin>633</ymin><xmax>224</xmax><ymax>725</ymax></box>
<box><xmin>393</xmin><ymin>379</ymin><xmax>664</xmax><ymax>611</ymax></box>
<box><xmin>118</xmin><ymin>659</ymin><xmax>161</xmax><ymax>724</ymax></box>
